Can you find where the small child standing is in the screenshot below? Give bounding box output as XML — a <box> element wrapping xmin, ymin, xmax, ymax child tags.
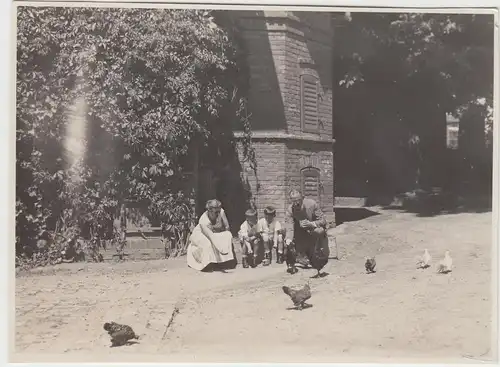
<box><xmin>257</xmin><ymin>206</ymin><xmax>285</xmax><ymax>265</ymax></box>
<box><xmin>238</xmin><ymin>208</ymin><xmax>260</xmax><ymax>268</ymax></box>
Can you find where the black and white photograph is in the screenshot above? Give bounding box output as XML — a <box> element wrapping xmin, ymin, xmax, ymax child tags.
<box><xmin>12</xmin><ymin>2</ymin><xmax>498</xmax><ymax>363</ymax></box>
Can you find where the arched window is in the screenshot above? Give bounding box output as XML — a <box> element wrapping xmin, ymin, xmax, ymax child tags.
<box><xmin>301</xmin><ymin>167</ymin><xmax>321</xmax><ymax>204</ymax></box>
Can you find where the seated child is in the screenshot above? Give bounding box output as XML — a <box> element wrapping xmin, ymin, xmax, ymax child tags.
<box><xmin>238</xmin><ymin>208</ymin><xmax>260</xmax><ymax>268</ymax></box>
<box><xmin>257</xmin><ymin>206</ymin><xmax>286</xmax><ymax>265</ymax></box>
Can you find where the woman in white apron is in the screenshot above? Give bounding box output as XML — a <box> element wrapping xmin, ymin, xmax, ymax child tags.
<box><xmin>186</xmin><ymin>199</ymin><xmax>235</xmax><ymax>271</ymax></box>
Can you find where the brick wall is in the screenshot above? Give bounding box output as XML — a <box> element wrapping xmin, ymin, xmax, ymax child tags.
<box><xmin>283</xmin><ymin>33</ymin><xmax>333</xmax><ymax>141</ymax></box>
<box><xmin>235</xmin><ymin>11</ymin><xmax>333</xmax><ymax>136</ymax></box>
<box><xmin>285</xmin><ymin>141</ymin><xmax>334</xmax><ymax>210</ymax></box>
<box><xmin>237</xmin><ymin>141</ymin><xmax>287</xmax><ymax>220</ymax></box>
<box><xmin>236</xmin><ymin>13</ymin><xmax>287</xmax><ymax>131</ymax></box>
<box><xmin>237</xmin><ymin>139</ymin><xmax>335</xmax><ymax>229</ymax></box>
<box><xmin>283</xmin><ymin>13</ymin><xmax>333</xmax><ymax>138</ymax></box>
<box><xmin>285</xmin><ymin>141</ymin><xmax>335</xmax><ymax>228</ymax></box>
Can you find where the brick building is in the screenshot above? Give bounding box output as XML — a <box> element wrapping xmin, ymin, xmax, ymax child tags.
<box><xmin>232</xmin><ymin>11</ymin><xmax>335</xmax><ymax>229</ymax></box>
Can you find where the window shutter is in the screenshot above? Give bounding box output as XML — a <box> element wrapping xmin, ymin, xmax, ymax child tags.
<box><xmin>300</xmin><ymin>74</ymin><xmax>319</xmax><ymax>133</ymax></box>
<box><xmin>301</xmin><ymin>167</ymin><xmax>321</xmax><ymax>204</ymax></box>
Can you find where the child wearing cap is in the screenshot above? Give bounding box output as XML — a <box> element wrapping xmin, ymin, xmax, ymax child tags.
<box><xmin>238</xmin><ymin>208</ymin><xmax>260</xmax><ymax>268</ymax></box>
<box><xmin>257</xmin><ymin>206</ymin><xmax>285</xmax><ymax>265</ymax></box>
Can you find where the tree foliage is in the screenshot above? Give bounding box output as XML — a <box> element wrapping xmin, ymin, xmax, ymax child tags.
<box><xmin>334</xmin><ymin>12</ymin><xmax>493</xmax><ymax>110</ymax></box>
<box><xmin>16</xmin><ymin>6</ymin><xmax>254</xmax><ymax>264</ymax></box>
<box><xmin>332</xmin><ymin>12</ymin><xmax>494</xmax><ymax>196</ymax></box>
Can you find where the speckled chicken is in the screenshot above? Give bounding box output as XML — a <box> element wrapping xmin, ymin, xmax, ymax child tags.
<box><xmin>365</xmin><ymin>256</ymin><xmax>376</xmax><ymax>273</ymax></box>
<box><xmin>285</xmin><ymin>239</ymin><xmax>298</xmax><ymax>274</ymax></box>
<box><xmin>282</xmin><ymin>283</ymin><xmax>311</xmax><ymax>310</ymax></box>
<box><xmin>103</xmin><ymin>322</ymin><xmax>139</xmax><ymax>347</ymax></box>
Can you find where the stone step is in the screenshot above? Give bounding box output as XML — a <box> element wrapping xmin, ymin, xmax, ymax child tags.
<box><xmin>334</xmin><ymin>197</ymin><xmax>367</xmax><ymax>208</ymax></box>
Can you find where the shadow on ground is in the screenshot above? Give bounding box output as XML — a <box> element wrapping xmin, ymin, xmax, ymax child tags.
<box><xmin>334</xmin><ymin>207</ymin><xmax>381</xmax><ymax>226</ymax></box>
<box><xmin>371</xmin><ymin>189</ymin><xmax>492</xmax><ymax>218</ymax></box>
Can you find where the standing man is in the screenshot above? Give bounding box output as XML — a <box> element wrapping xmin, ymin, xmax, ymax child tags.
<box><xmin>285</xmin><ymin>189</ymin><xmax>329</xmax><ymax>267</ymax></box>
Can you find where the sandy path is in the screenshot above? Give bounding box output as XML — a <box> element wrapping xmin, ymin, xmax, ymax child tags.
<box><xmin>13</xmin><ymin>208</ymin><xmax>496</xmax><ymax>363</ymax></box>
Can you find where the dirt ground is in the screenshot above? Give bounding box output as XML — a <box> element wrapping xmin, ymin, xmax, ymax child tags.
<box><xmin>12</xmin><ymin>207</ymin><xmax>497</xmax><ymax>363</ymax></box>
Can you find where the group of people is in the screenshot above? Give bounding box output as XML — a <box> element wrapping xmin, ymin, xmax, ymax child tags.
<box><xmin>186</xmin><ymin>189</ymin><xmax>330</xmax><ymax>272</ymax></box>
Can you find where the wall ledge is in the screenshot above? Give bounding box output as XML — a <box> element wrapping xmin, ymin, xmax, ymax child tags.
<box><xmin>233</xmin><ymin>130</ymin><xmax>335</xmax><ymax>144</ymax></box>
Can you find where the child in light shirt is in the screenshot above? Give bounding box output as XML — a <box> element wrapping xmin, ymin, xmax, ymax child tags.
<box><xmin>257</xmin><ymin>206</ymin><xmax>285</xmax><ymax>265</ymax></box>
<box><xmin>238</xmin><ymin>208</ymin><xmax>260</xmax><ymax>268</ymax></box>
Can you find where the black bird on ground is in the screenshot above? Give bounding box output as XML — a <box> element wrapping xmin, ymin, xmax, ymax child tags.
<box><xmin>365</xmin><ymin>256</ymin><xmax>376</xmax><ymax>273</ymax></box>
<box><xmin>308</xmin><ymin>236</ymin><xmax>329</xmax><ymax>278</ymax></box>
<box><xmin>103</xmin><ymin>321</ymin><xmax>140</xmax><ymax>347</ymax></box>
<box><xmin>285</xmin><ymin>239</ymin><xmax>298</xmax><ymax>274</ymax></box>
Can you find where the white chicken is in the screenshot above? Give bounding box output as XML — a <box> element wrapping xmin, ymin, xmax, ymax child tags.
<box><xmin>437</xmin><ymin>250</ymin><xmax>453</xmax><ymax>273</ymax></box>
<box><xmin>416</xmin><ymin>249</ymin><xmax>432</xmax><ymax>269</ymax></box>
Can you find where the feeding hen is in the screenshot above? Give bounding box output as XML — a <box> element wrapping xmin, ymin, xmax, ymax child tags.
<box><xmin>103</xmin><ymin>321</ymin><xmax>140</xmax><ymax>347</ymax></box>
<box><xmin>365</xmin><ymin>256</ymin><xmax>376</xmax><ymax>273</ymax></box>
<box><xmin>437</xmin><ymin>250</ymin><xmax>453</xmax><ymax>273</ymax></box>
<box><xmin>282</xmin><ymin>282</ymin><xmax>311</xmax><ymax>310</ymax></box>
<box><xmin>416</xmin><ymin>249</ymin><xmax>432</xmax><ymax>269</ymax></box>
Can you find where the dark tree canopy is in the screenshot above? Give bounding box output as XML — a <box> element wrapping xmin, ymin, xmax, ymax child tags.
<box><xmin>332</xmin><ymin>12</ymin><xmax>494</xmax><ymax>199</ymax></box>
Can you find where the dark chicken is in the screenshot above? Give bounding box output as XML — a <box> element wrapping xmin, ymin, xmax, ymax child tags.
<box><xmin>307</xmin><ymin>236</ymin><xmax>329</xmax><ymax>278</ymax></box>
<box><xmin>285</xmin><ymin>240</ymin><xmax>298</xmax><ymax>274</ymax></box>
<box><xmin>365</xmin><ymin>256</ymin><xmax>376</xmax><ymax>273</ymax></box>
<box><xmin>282</xmin><ymin>283</ymin><xmax>311</xmax><ymax>310</ymax></box>
<box><xmin>103</xmin><ymin>322</ymin><xmax>139</xmax><ymax>347</ymax></box>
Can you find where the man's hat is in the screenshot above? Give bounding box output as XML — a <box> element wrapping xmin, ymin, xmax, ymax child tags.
<box><xmin>245</xmin><ymin>208</ymin><xmax>257</xmax><ymax>217</ymax></box>
<box><xmin>264</xmin><ymin>206</ymin><xmax>276</xmax><ymax>215</ymax></box>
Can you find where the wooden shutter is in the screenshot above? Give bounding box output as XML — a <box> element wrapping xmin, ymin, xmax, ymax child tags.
<box><xmin>300</xmin><ymin>74</ymin><xmax>319</xmax><ymax>133</ymax></box>
<box><xmin>301</xmin><ymin>167</ymin><xmax>321</xmax><ymax>204</ymax></box>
